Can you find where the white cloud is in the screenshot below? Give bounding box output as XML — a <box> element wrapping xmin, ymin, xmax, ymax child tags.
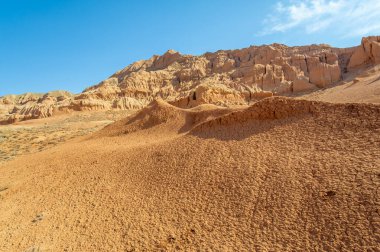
<box><xmin>262</xmin><ymin>0</ymin><xmax>380</xmax><ymax>37</ymax></box>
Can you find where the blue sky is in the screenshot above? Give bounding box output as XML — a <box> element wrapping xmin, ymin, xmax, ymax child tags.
<box><xmin>1</xmin><ymin>0</ymin><xmax>380</xmax><ymax>96</ymax></box>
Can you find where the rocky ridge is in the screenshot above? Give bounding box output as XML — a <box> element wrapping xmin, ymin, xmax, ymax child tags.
<box><xmin>1</xmin><ymin>36</ymin><xmax>380</xmax><ymax>124</ymax></box>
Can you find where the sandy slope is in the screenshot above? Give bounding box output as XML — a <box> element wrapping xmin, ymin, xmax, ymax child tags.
<box><xmin>0</xmin><ymin>97</ymin><xmax>379</xmax><ymax>251</ymax></box>
<box><xmin>300</xmin><ymin>66</ymin><xmax>380</xmax><ymax>104</ymax></box>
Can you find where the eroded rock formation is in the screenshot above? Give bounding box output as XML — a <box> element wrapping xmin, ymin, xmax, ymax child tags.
<box><xmin>348</xmin><ymin>36</ymin><xmax>380</xmax><ymax>69</ymax></box>
<box><xmin>1</xmin><ymin>36</ymin><xmax>379</xmax><ymax>124</ymax></box>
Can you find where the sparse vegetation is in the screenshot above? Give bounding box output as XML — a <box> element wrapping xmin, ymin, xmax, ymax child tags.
<box><xmin>0</xmin><ymin>110</ymin><xmax>130</xmax><ymax>163</ymax></box>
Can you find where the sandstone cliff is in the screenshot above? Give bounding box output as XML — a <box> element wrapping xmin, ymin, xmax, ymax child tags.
<box><xmin>348</xmin><ymin>36</ymin><xmax>380</xmax><ymax>69</ymax></box>
<box><xmin>1</xmin><ymin>36</ymin><xmax>379</xmax><ymax>124</ymax></box>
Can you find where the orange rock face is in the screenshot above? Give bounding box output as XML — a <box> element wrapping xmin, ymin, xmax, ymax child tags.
<box><xmin>348</xmin><ymin>36</ymin><xmax>380</xmax><ymax>69</ymax></box>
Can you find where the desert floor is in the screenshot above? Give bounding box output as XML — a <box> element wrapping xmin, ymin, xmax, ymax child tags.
<box><xmin>0</xmin><ymin>70</ymin><xmax>380</xmax><ymax>251</ymax></box>
<box><xmin>0</xmin><ymin>110</ymin><xmax>131</xmax><ymax>164</ymax></box>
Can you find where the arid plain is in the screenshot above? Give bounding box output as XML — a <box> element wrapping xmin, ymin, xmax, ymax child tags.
<box><xmin>1</xmin><ymin>37</ymin><xmax>380</xmax><ymax>251</ymax></box>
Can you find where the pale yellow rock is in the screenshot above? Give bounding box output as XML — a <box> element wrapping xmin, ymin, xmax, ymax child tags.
<box><xmin>113</xmin><ymin>97</ymin><xmax>144</xmax><ymax>110</ymax></box>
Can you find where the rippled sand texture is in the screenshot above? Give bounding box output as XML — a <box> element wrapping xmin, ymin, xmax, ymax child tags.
<box><xmin>0</xmin><ymin>97</ymin><xmax>379</xmax><ymax>251</ymax></box>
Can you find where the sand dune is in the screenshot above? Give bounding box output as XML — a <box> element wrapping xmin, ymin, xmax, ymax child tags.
<box><xmin>0</xmin><ymin>97</ymin><xmax>379</xmax><ymax>251</ymax></box>
<box><xmin>95</xmin><ymin>99</ymin><xmax>236</xmax><ymax>139</ymax></box>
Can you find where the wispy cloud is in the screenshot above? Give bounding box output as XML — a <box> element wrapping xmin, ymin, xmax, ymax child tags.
<box><xmin>261</xmin><ymin>0</ymin><xmax>380</xmax><ymax>37</ymax></box>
